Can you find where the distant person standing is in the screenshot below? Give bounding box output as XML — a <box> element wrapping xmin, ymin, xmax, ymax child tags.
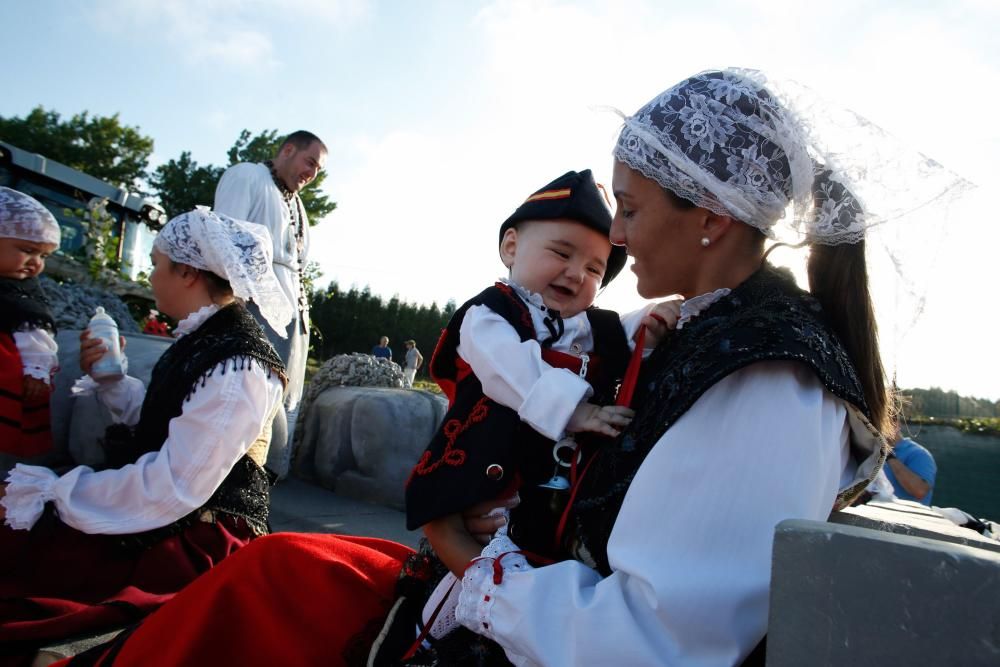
<box><xmin>884</xmin><ymin>425</ymin><xmax>937</xmax><ymax>505</ymax></box>
<box><xmin>402</xmin><ymin>339</ymin><xmax>423</xmax><ymax>388</ymax></box>
<box><xmin>371</xmin><ymin>336</ymin><xmax>392</xmax><ymax>362</ymax></box>
<box><xmin>214</xmin><ymin>131</ymin><xmax>327</xmax><ymax>439</ymax></box>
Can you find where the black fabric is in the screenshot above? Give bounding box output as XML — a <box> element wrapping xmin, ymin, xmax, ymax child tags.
<box><xmin>405</xmin><ymin>284</ymin><xmax>629</xmax><ymax>532</ymax></box>
<box><xmin>0</xmin><ymin>276</ymin><xmax>55</xmax><ymax>334</ymax></box>
<box><xmin>498</xmin><ymin>169</ymin><xmax>626</xmax><ymax>286</ymax></box>
<box><xmin>104</xmin><ymin>303</ymin><xmax>286</xmax><ymax>545</ymax></box>
<box><xmin>568</xmin><ymin>263</ymin><xmax>870</xmax><ymax>575</ymax></box>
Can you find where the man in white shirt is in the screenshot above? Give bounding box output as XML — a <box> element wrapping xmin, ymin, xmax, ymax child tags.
<box><xmin>214</xmin><ymin>131</ymin><xmax>327</xmax><ymax>441</ymax></box>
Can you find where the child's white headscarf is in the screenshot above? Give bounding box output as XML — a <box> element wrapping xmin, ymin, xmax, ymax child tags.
<box><xmin>0</xmin><ymin>187</ymin><xmax>61</xmax><ymax>246</ymax></box>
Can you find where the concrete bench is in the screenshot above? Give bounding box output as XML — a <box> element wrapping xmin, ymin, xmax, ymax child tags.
<box><xmin>768</xmin><ymin>503</ymin><xmax>1000</xmax><ymax>666</ymax></box>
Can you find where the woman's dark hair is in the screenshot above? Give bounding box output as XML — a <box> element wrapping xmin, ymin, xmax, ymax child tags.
<box><xmin>806</xmin><ymin>174</ymin><xmax>893</xmax><ymax>437</ymax></box>
<box><xmin>170</xmin><ymin>261</ymin><xmax>234</xmax><ymax>300</ymax></box>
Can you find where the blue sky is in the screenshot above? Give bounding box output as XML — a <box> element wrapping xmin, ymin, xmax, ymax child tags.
<box><xmin>3</xmin><ymin>0</ymin><xmax>998</xmax><ymax>399</ymax></box>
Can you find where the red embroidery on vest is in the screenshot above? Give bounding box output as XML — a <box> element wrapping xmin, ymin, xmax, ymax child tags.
<box><xmin>409</xmin><ymin>396</ymin><xmax>490</xmax><ymax>478</ymax></box>
<box><xmin>494</xmin><ymin>283</ymin><xmax>533</xmax><ymax>332</ymax></box>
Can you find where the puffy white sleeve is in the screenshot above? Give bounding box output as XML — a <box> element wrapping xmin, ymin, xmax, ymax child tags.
<box><xmin>2</xmin><ymin>359</ymin><xmax>283</xmax><ymax>533</ymax></box>
<box><xmin>213</xmin><ymin>163</ymin><xmax>258</xmax><ymax>222</ymax></box>
<box><xmin>12</xmin><ymin>328</ymin><xmax>58</xmax><ymax>382</ymax></box>
<box><xmin>457</xmin><ymin>305</ymin><xmax>592</xmax><ymax>441</ymax></box>
<box><xmin>457</xmin><ymin>361</ymin><xmax>850</xmax><ymax>666</ymax></box>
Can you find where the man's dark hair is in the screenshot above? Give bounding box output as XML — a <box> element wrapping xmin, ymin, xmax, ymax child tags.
<box><xmin>278</xmin><ymin>130</ymin><xmax>327</xmax><ymax>154</ymax></box>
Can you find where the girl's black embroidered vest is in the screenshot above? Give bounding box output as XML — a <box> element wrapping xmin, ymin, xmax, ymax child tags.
<box><xmin>104</xmin><ymin>303</ymin><xmax>287</xmax><ymax>548</ymax></box>
<box><xmin>0</xmin><ymin>277</ymin><xmax>56</xmax><ymax>334</ymax></box>
<box><xmin>404</xmin><ymin>283</ymin><xmax>631</xmax><ymax>532</ymax></box>
<box><xmin>568</xmin><ymin>264</ymin><xmax>870</xmax><ymax>576</ymax></box>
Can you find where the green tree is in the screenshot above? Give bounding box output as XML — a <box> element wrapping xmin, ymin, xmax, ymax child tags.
<box><xmin>0</xmin><ymin>107</ymin><xmax>153</xmax><ymax>189</ymax></box>
<box><xmin>226</xmin><ymin>129</ymin><xmax>336</xmax><ymax>225</ymax></box>
<box><xmin>149</xmin><ymin>151</ymin><xmax>224</xmax><ymax>218</ymax></box>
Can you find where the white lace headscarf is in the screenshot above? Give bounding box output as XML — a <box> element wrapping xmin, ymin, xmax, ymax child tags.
<box><xmin>613</xmin><ymin>68</ymin><xmax>972</xmax><ymax>246</ymax></box>
<box><xmin>0</xmin><ymin>187</ymin><xmax>61</xmax><ymax>246</ymax></box>
<box><xmin>154</xmin><ymin>209</ymin><xmax>293</xmax><ymax>336</ymax></box>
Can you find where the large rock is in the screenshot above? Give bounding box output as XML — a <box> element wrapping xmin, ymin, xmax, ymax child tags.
<box><xmin>293</xmin><ymin>386</ymin><xmax>447</xmax><ymax>509</ymax></box>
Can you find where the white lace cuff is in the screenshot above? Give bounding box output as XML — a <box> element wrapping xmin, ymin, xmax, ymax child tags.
<box><xmin>2</xmin><ymin>464</ymin><xmax>60</xmax><ymax>530</ymax></box>
<box><xmin>456</xmin><ymin>533</ymin><xmax>533</xmax><ymax>646</ymax></box>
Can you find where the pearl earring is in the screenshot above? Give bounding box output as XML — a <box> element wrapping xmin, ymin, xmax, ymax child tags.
<box><xmin>700</xmin><ymin>237</ymin><xmax>711</xmax><ymax>247</ymax></box>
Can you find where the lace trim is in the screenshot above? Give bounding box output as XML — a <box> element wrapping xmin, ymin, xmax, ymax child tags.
<box><xmin>2</xmin><ymin>464</ymin><xmax>59</xmax><ymax>530</ymax></box>
<box><xmin>455</xmin><ymin>529</ymin><xmax>531</xmax><ymax>642</ymax></box>
<box><xmin>173</xmin><ymin>303</ymin><xmax>222</xmax><ymax>338</ymax></box>
<box><xmin>677</xmin><ymin>287</ymin><xmax>731</xmax><ymax>329</ymax></box>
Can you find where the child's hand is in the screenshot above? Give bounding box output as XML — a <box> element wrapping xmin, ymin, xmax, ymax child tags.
<box><xmin>642</xmin><ymin>297</ymin><xmax>684</xmax><ymax>348</ymax></box>
<box><xmin>566</xmin><ymin>402</ymin><xmax>635</xmax><ymax>437</ymax></box>
<box><xmin>22</xmin><ymin>376</ymin><xmax>50</xmax><ymax>401</ymax></box>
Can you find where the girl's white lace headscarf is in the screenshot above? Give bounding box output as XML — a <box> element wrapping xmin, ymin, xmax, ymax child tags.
<box><xmin>613</xmin><ymin>68</ymin><xmax>972</xmax><ymax>246</ymax></box>
<box><xmin>154</xmin><ymin>210</ymin><xmax>293</xmax><ymax>336</ymax></box>
<box><xmin>0</xmin><ymin>187</ymin><xmax>61</xmax><ymax>246</ymax></box>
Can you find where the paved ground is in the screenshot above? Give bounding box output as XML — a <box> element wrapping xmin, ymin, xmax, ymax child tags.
<box><xmin>45</xmin><ymin>476</ymin><xmax>419</xmax><ymax>658</ymax></box>
<box><xmin>270</xmin><ymin>475</ymin><xmax>418</xmax><ymax>546</ymax></box>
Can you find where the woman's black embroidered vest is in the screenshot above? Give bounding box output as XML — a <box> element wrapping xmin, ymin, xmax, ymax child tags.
<box><xmin>404</xmin><ymin>283</ymin><xmax>631</xmax><ymax>531</ymax></box>
<box><xmin>568</xmin><ymin>264</ymin><xmax>870</xmax><ymax>575</ymax></box>
<box><xmin>0</xmin><ymin>277</ymin><xmax>56</xmax><ymax>334</ymax></box>
<box><xmin>105</xmin><ymin>303</ymin><xmax>286</xmax><ymax>547</ymax></box>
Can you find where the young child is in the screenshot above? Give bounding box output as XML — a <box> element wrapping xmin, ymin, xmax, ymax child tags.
<box><xmin>383</xmin><ymin>170</ymin><xmax>679</xmax><ymax>662</ymax></box>
<box><xmin>0</xmin><ymin>187</ymin><xmax>60</xmax><ymax>458</ymax></box>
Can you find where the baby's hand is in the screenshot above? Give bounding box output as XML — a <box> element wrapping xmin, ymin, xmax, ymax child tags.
<box><xmin>566</xmin><ymin>402</ymin><xmax>634</xmax><ymax>437</ymax></box>
<box><xmin>22</xmin><ymin>376</ymin><xmax>51</xmax><ymax>401</ymax></box>
<box><xmin>643</xmin><ymin>297</ymin><xmax>684</xmax><ymax>348</ymax></box>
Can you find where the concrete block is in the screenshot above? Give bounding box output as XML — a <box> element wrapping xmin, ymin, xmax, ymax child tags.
<box><xmin>768</xmin><ymin>519</ymin><xmax>1000</xmax><ymax>666</ymax></box>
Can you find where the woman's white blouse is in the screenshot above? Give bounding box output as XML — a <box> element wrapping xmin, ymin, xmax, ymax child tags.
<box><xmin>2</xmin><ymin>305</ymin><xmax>284</xmax><ymax>533</ymax></box>
<box><xmin>456</xmin><ymin>360</ymin><xmax>851</xmax><ymax>667</ymax></box>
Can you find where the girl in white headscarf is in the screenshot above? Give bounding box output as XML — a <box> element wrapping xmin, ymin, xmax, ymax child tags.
<box><xmin>0</xmin><ymin>210</ymin><xmax>292</xmax><ymax>658</ymax></box>
<box><xmin>53</xmin><ymin>70</ymin><xmax>970</xmax><ymax>667</ymax></box>
<box><xmin>0</xmin><ymin>187</ymin><xmax>61</xmax><ymax>459</ymax></box>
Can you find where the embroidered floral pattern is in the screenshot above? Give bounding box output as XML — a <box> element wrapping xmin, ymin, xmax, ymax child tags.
<box><xmin>410</xmin><ymin>396</ymin><xmax>489</xmax><ymax>478</ymax></box>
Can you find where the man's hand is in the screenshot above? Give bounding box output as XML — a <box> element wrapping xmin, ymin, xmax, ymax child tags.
<box><xmin>566</xmin><ymin>403</ymin><xmax>634</xmax><ymax>437</ymax></box>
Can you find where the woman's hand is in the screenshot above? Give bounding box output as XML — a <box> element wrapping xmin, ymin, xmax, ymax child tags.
<box><xmin>22</xmin><ymin>376</ymin><xmax>50</xmax><ymax>401</ymax></box>
<box><xmin>462</xmin><ymin>494</ymin><xmax>520</xmax><ymax>545</ymax></box>
<box><xmin>79</xmin><ymin>330</ymin><xmax>126</xmax><ymax>376</ymax></box>
<box><xmin>567</xmin><ymin>403</ymin><xmax>634</xmax><ymax>437</ymax></box>
<box><xmin>642</xmin><ymin>297</ymin><xmax>683</xmax><ymax>348</ymax></box>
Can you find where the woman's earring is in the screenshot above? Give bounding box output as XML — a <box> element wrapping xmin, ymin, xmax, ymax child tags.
<box><xmin>700</xmin><ymin>237</ymin><xmax>711</xmax><ymax>247</ymax></box>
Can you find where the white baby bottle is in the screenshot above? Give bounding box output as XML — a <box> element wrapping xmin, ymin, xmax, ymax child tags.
<box><xmin>87</xmin><ymin>306</ymin><xmax>124</xmax><ymax>382</ymax></box>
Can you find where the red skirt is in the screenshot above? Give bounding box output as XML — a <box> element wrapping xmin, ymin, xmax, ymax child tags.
<box><xmin>58</xmin><ymin>533</ymin><xmax>413</xmax><ymax>667</ymax></box>
<box><xmin>0</xmin><ymin>513</ymin><xmax>256</xmax><ymax>664</ymax></box>
<box><xmin>0</xmin><ymin>332</ymin><xmax>52</xmax><ymax>457</ymax></box>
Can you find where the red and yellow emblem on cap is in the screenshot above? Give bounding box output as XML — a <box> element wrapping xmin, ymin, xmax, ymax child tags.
<box><xmin>525</xmin><ymin>187</ymin><xmax>572</xmax><ymax>203</ymax></box>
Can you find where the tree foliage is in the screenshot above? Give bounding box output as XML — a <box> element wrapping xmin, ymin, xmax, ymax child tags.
<box><xmin>309</xmin><ymin>281</ymin><xmax>456</xmax><ymax>379</ymax></box>
<box><xmin>149</xmin><ymin>151</ymin><xmax>224</xmax><ymax>217</ymax></box>
<box><xmin>0</xmin><ymin>107</ymin><xmax>153</xmax><ymax>189</ymax></box>
<box><xmin>901</xmin><ymin>387</ymin><xmax>1000</xmax><ymax>419</ymax></box>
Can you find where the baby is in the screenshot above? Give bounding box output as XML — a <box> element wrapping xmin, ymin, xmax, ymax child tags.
<box><xmin>0</xmin><ymin>187</ymin><xmax>60</xmax><ymax>458</ymax></box>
